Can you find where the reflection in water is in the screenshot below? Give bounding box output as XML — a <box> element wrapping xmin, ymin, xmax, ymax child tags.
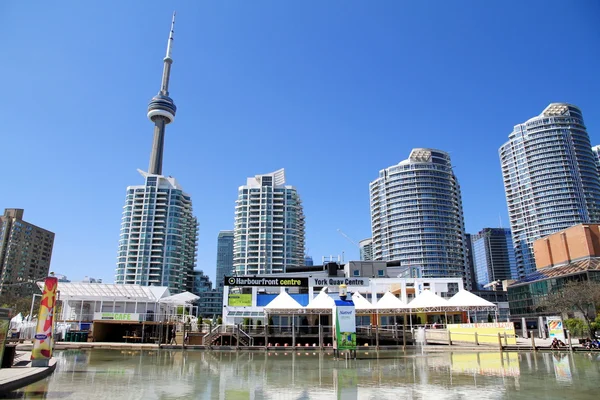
<box><xmin>3</xmin><ymin>349</ymin><xmax>600</xmax><ymax>399</ymax></box>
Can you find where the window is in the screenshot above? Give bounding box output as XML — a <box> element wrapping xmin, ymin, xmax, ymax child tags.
<box><xmin>353</xmin><ymin>270</ymin><xmax>360</xmax><ymax>276</ymax></box>
<box><xmin>377</xmin><ymin>270</ymin><xmax>385</xmax><ymax>277</ymax></box>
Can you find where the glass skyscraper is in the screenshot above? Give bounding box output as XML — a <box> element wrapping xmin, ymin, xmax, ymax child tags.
<box><xmin>500</xmin><ymin>103</ymin><xmax>600</xmax><ymax>278</ymax></box>
<box><xmin>370</xmin><ymin>148</ymin><xmax>469</xmax><ymax>282</ymax></box>
<box><xmin>234</xmin><ymin>169</ymin><xmax>305</xmax><ymax>275</ymax></box>
<box><xmin>215</xmin><ymin>230</ymin><xmax>234</xmax><ymax>290</ymax></box>
<box><xmin>470</xmin><ymin>228</ymin><xmax>517</xmax><ymax>290</ymax></box>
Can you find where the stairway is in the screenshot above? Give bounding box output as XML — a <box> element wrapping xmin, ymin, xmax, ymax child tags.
<box><xmin>204</xmin><ymin>325</ymin><xmax>253</xmax><ymax>347</ymax></box>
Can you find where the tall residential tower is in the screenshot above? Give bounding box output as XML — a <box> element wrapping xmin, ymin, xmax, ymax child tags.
<box><xmin>0</xmin><ymin>209</ymin><xmax>55</xmax><ymax>297</ymax></box>
<box><xmin>500</xmin><ymin>103</ymin><xmax>600</xmax><ymax>277</ymax></box>
<box><xmin>233</xmin><ymin>169</ymin><xmax>305</xmax><ymax>275</ymax></box>
<box><xmin>115</xmin><ymin>14</ymin><xmax>198</xmax><ymax>293</ymax></box>
<box><xmin>370</xmin><ymin>149</ymin><xmax>470</xmax><ymax>284</ymax></box>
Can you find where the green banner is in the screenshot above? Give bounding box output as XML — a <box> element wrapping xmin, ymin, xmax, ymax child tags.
<box><xmin>334</xmin><ymin>304</ymin><xmax>357</xmax><ymax>350</ymax></box>
<box><xmin>228</xmin><ymin>294</ymin><xmax>252</xmax><ymax>307</ymax></box>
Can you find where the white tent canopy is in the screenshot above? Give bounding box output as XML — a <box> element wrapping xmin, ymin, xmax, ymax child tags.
<box><xmin>375</xmin><ymin>291</ymin><xmax>408</xmax><ymax>313</ymax></box>
<box><xmin>407</xmin><ymin>290</ymin><xmax>449</xmax><ymax>312</ymax></box>
<box><xmin>352</xmin><ymin>292</ymin><xmax>376</xmax><ymax>313</ymax></box>
<box><xmin>38</xmin><ymin>282</ymin><xmax>170</xmax><ymax>302</ymax></box>
<box><xmin>264</xmin><ymin>291</ymin><xmax>304</xmax><ymax>314</ymax></box>
<box><xmin>446</xmin><ymin>290</ymin><xmax>497</xmax><ymax>311</ymax></box>
<box><xmin>305</xmin><ymin>290</ymin><xmax>335</xmax><ymax>313</ymax></box>
<box><xmin>158</xmin><ymin>291</ymin><xmax>199</xmax><ymax>305</ymax></box>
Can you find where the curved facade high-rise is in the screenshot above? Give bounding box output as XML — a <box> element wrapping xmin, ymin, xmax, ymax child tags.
<box><xmin>233</xmin><ymin>169</ymin><xmax>305</xmax><ymax>275</ymax></box>
<box><xmin>370</xmin><ymin>149</ymin><xmax>469</xmax><ymax>282</ymax></box>
<box><xmin>359</xmin><ymin>238</ymin><xmax>373</xmax><ymax>261</ymax></box>
<box><xmin>500</xmin><ymin>103</ymin><xmax>600</xmax><ymax>278</ymax></box>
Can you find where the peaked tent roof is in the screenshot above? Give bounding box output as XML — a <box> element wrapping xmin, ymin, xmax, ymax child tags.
<box><xmin>352</xmin><ymin>292</ymin><xmax>376</xmax><ymax>313</ymax></box>
<box><xmin>159</xmin><ymin>291</ymin><xmax>200</xmax><ymax>305</ymax></box>
<box><xmin>306</xmin><ymin>290</ymin><xmax>335</xmax><ymax>312</ymax></box>
<box><xmin>407</xmin><ymin>290</ymin><xmax>449</xmax><ymax>311</ymax></box>
<box><xmin>264</xmin><ymin>291</ymin><xmax>304</xmax><ymax>313</ymax></box>
<box><xmin>446</xmin><ymin>290</ymin><xmax>497</xmax><ymax>311</ymax></box>
<box><xmin>375</xmin><ymin>291</ymin><xmax>408</xmax><ymax>313</ymax></box>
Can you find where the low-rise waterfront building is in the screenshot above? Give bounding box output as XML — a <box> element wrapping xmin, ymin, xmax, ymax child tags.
<box><xmin>39</xmin><ymin>281</ymin><xmax>198</xmax><ymax>343</ymax></box>
<box><xmin>508</xmin><ymin>224</ymin><xmax>600</xmax><ymax>329</ymax></box>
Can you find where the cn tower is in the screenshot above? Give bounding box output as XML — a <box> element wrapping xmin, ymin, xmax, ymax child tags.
<box><xmin>147</xmin><ymin>12</ymin><xmax>177</xmax><ymax>175</ymax></box>
<box><xmin>116</xmin><ymin>13</ymin><xmax>198</xmax><ymax>293</ymax></box>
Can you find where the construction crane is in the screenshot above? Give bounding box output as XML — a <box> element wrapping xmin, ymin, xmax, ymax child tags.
<box><xmin>337</xmin><ymin>229</ymin><xmax>359</xmax><ymax>248</ymax></box>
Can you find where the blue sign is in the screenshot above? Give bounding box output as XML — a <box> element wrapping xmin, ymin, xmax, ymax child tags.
<box><xmin>34</xmin><ymin>333</ymin><xmax>48</xmax><ymax>340</ymax></box>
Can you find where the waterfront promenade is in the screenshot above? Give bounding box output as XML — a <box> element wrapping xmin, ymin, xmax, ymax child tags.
<box><xmin>0</xmin><ymin>351</ymin><xmax>56</xmax><ymax>393</ymax></box>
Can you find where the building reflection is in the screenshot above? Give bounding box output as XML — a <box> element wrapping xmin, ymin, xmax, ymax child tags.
<box><xmin>13</xmin><ymin>349</ymin><xmax>600</xmax><ymax>399</ymax></box>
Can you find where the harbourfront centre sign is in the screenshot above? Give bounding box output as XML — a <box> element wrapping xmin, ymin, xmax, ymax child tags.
<box><xmin>224</xmin><ymin>276</ymin><xmax>309</xmax><ymax>287</ymax></box>
<box><xmin>224</xmin><ymin>276</ymin><xmax>370</xmax><ymax>287</ymax></box>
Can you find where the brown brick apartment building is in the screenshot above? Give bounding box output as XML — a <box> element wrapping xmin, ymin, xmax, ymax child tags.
<box><xmin>0</xmin><ymin>208</ymin><xmax>55</xmax><ymax>297</ymax></box>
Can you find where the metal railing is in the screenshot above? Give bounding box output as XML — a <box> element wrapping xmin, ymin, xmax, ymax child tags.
<box><xmin>423</xmin><ymin>328</ymin><xmax>517</xmax><ymax>347</ymax></box>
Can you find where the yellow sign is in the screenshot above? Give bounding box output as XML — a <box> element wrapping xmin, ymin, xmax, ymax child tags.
<box><xmin>228</xmin><ymin>294</ymin><xmax>252</xmax><ymax>307</ymax></box>
<box><xmin>447</xmin><ymin>322</ymin><xmax>517</xmax><ymax>345</ymax></box>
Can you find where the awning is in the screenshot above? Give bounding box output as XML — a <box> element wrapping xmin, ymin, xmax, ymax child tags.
<box><xmin>264</xmin><ymin>291</ymin><xmax>304</xmax><ymax>314</ymax></box>
<box><xmin>375</xmin><ymin>291</ymin><xmax>408</xmax><ymax>313</ymax></box>
<box><xmin>352</xmin><ymin>292</ymin><xmax>376</xmax><ymax>314</ymax></box>
<box><xmin>305</xmin><ymin>290</ymin><xmax>334</xmax><ymax>313</ymax></box>
<box><xmin>407</xmin><ymin>290</ymin><xmax>449</xmax><ymax>312</ymax></box>
<box><xmin>158</xmin><ymin>291</ymin><xmax>199</xmax><ymax>305</ymax></box>
<box><xmin>446</xmin><ymin>290</ymin><xmax>497</xmax><ymax>311</ymax></box>
<box><xmin>38</xmin><ymin>282</ymin><xmax>169</xmax><ymax>302</ymax></box>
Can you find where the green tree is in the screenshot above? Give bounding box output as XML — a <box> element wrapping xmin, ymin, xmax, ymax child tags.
<box><xmin>1</xmin><ymin>294</ymin><xmax>35</xmax><ymax>317</ymax></box>
<box><xmin>564</xmin><ymin>318</ymin><xmax>588</xmax><ymax>337</ymax></box>
<box><xmin>543</xmin><ymin>280</ymin><xmax>600</xmax><ymax>336</ymax></box>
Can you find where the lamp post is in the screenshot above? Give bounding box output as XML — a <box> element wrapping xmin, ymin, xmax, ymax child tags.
<box><xmin>29</xmin><ymin>293</ymin><xmax>42</xmax><ymax>321</ymax></box>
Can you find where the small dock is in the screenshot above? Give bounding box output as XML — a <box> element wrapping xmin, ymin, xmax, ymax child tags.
<box><xmin>0</xmin><ymin>351</ymin><xmax>56</xmax><ymax>393</ymax></box>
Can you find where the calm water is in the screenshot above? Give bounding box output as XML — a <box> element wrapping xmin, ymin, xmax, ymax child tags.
<box><xmin>4</xmin><ymin>349</ymin><xmax>600</xmax><ymax>399</ymax></box>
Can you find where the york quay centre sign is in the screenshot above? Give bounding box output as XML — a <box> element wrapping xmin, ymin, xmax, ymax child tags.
<box><xmin>310</xmin><ymin>277</ymin><xmax>370</xmax><ymax>287</ymax></box>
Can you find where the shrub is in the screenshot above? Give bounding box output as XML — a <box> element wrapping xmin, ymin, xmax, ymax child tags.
<box><xmin>564</xmin><ymin>318</ymin><xmax>588</xmax><ymax>338</ymax></box>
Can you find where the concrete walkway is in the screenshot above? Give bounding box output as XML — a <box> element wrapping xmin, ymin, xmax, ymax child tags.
<box><xmin>516</xmin><ymin>337</ymin><xmax>582</xmax><ymax>349</ymax></box>
<box><xmin>16</xmin><ymin>342</ymin><xmax>159</xmax><ymax>351</ymax></box>
<box><xmin>0</xmin><ymin>351</ymin><xmax>57</xmax><ymax>393</ymax></box>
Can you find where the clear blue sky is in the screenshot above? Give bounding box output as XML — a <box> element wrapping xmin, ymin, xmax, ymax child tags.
<box><xmin>3</xmin><ymin>1</ymin><xmax>599</xmax><ymax>284</ymax></box>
